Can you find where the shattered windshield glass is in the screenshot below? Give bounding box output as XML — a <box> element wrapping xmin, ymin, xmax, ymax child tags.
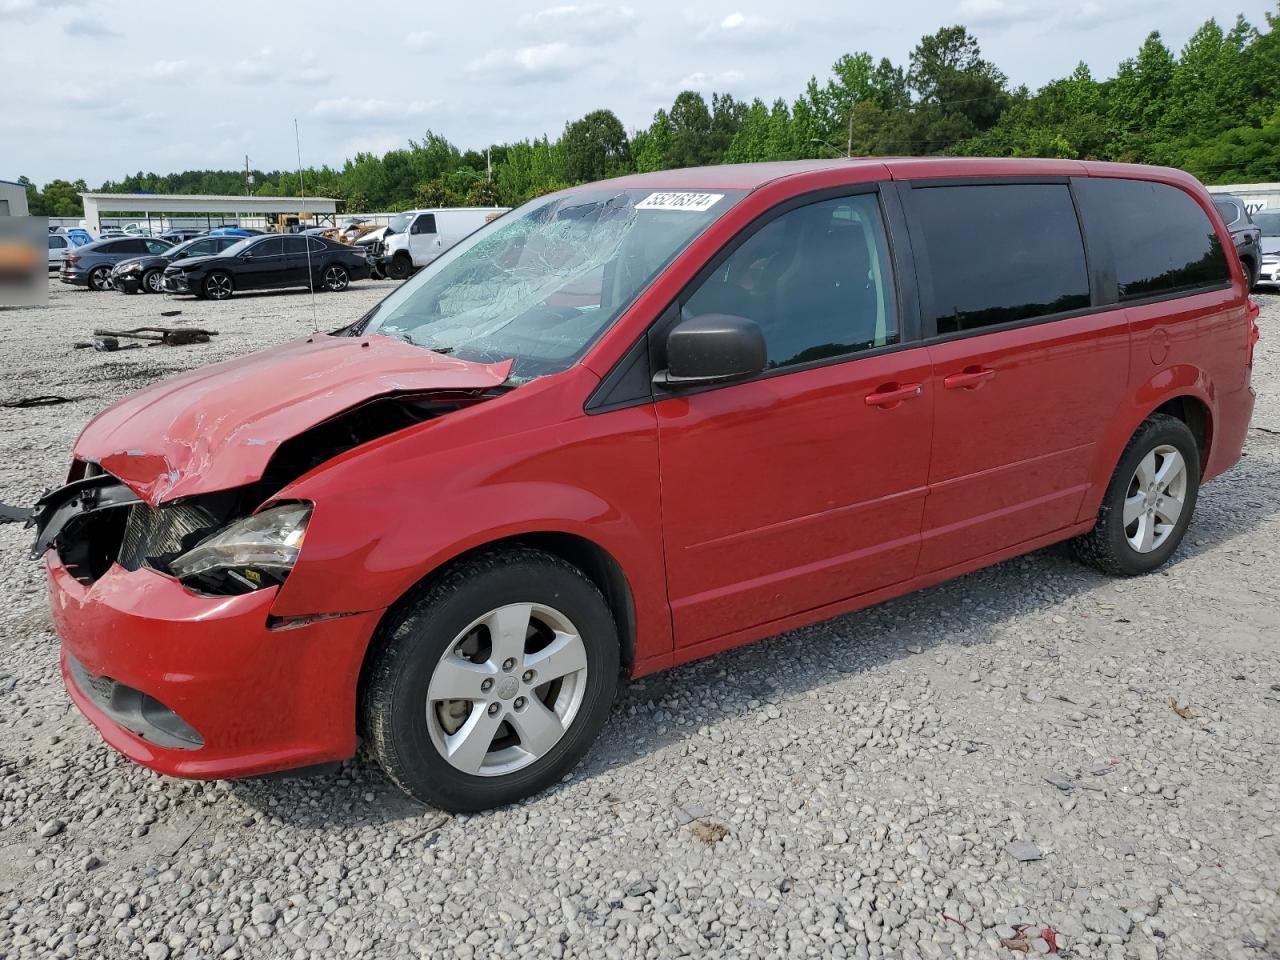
<box><xmin>357</xmin><ymin>188</ymin><xmax>744</xmax><ymax>380</ymax></box>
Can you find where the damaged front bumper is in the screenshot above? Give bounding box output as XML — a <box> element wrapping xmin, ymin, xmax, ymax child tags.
<box><xmin>35</xmin><ymin>476</ymin><xmax>383</xmax><ymax>779</ymax></box>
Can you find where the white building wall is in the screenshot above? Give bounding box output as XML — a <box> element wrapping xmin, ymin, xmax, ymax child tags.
<box><xmin>0</xmin><ymin>180</ymin><xmax>30</xmax><ymax>216</ymax></box>
<box><xmin>1206</xmin><ymin>183</ymin><xmax>1280</xmax><ymax>216</ymax></box>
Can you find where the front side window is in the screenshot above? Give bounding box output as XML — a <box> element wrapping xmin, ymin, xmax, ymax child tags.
<box><xmin>682</xmin><ymin>194</ymin><xmax>898</xmax><ymax>369</ymax></box>
<box><xmin>412</xmin><ymin>214</ymin><xmax>437</xmax><ymax>235</ymax></box>
<box><xmin>244</xmin><ymin>237</ymin><xmax>284</xmax><ymax>258</ymax></box>
<box><xmin>358</xmin><ymin>188</ymin><xmax>744</xmax><ymax>381</ymax></box>
<box><xmin>911</xmin><ymin>183</ymin><xmax>1090</xmax><ymax>334</ymax></box>
<box><xmin>1074</xmin><ymin>178</ymin><xmax>1230</xmax><ymax>300</ymax></box>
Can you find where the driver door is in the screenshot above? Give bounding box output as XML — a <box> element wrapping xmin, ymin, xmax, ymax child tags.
<box><xmin>655</xmin><ymin>189</ymin><xmax>933</xmax><ymax>650</ymax></box>
<box><xmin>237</xmin><ymin>237</ymin><xmax>285</xmax><ymax>289</ymax></box>
<box><xmin>409</xmin><ymin>214</ymin><xmax>441</xmax><ymax>266</ymax></box>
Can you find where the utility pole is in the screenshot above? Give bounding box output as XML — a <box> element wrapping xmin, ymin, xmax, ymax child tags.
<box><xmin>244</xmin><ymin>155</ymin><xmax>254</xmax><ymax>196</ymax></box>
<box><xmin>486</xmin><ymin>147</ymin><xmax>492</xmax><ymax>182</ymax></box>
<box><xmin>846</xmin><ymin>109</ymin><xmax>854</xmax><ymax>158</ymax></box>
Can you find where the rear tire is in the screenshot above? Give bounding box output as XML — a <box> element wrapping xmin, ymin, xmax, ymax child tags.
<box><xmin>321</xmin><ymin>263</ymin><xmax>349</xmax><ymax>292</ymax></box>
<box><xmin>361</xmin><ymin>547</ymin><xmax>619</xmax><ymax>812</ymax></box>
<box><xmin>386</xmin><ymin>254</ymin><xmax>413</xmax><ymax>281</ymax></box>
<box><xmin>1071</xmin><ymin>413</ymin><xmax>1200</xmax><ymax>576</ymax></box>
<box><xmin>87</xmin><ymin>266</ymin><xmax>112</xmax><ymax>292</ymax></box>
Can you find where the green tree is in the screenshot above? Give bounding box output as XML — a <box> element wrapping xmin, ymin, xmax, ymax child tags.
<box><xmin>561</xmin><ymin>109</ymin><xmax>632</xmax><ymax>182</ymax></box>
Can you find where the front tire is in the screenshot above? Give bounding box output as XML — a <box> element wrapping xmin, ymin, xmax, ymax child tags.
<box><xmin>362</xmin><ymin>547</ymin><xmax>619</xmax><ymax>812</ymax></box>
<box><xmin>203</xmin><ymin>272</ymin><xmax>233</xmax><ymax>301</ymax></box>
<box><xmin>143</xmin><ymin>268</ymin><xmax>164</xmax><ymax>294</ymax></box>
<box><xmin>1071</xmin><ymin>413</ymin><xmax>1200</xmax><ymax>576</ymax></box>
<box><xmin>386</xmin><ymin>254</ymin><xmax>413</xmax><ymax>281</ymax></box>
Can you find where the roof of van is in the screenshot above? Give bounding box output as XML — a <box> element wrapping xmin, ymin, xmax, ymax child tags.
<box><xmin>595</xmin><ymin>157</ymin><xmax>1203</xmax><ymax>193</ymax></box>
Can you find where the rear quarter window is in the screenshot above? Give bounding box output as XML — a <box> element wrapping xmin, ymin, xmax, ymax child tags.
<box><xmin>1075</xmin><ymin>179</ymin><xmax>1230</xmax><ymax>301</ymax></box>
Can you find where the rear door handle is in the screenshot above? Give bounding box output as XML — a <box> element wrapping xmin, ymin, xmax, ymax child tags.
<box><xmin>864</xmin><ymin>382</ymin><xmax>923</xmax><ymax>408</ymax></box>
<box><xmin>943</xmin><ymin>366</ymin><xmax>996</xmax><ymax>390</ymax></box>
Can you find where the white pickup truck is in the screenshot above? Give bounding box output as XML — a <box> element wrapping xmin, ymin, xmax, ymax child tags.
<box><xmin>378</xmin><ymin>207</ymin><xmax>509</xmax><ymax>280</ymax></box>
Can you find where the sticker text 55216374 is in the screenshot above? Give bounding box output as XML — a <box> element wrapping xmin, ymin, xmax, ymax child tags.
<box><xmin>635</xmin><ymin>192</ymin><xmax>724</xmax><ymax>213</ymax></box>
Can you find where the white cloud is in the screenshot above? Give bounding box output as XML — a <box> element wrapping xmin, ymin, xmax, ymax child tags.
<box><xmin>669</xmin><ymin>69</ymin><xmax>745</xmax><ymax>92</ymax></box>
<box><xmin>64</xmin><ymin>15</ymin><xmax>119</xmax><ymax>37</ymax></box>
<box><xmin>146</xmin><ymin>59</ymin><xmax>187</xmax><ymax>78</ymax></box>
<box><xmin>405</xmin><ymin>30</ymin><xmax>433</xmax><ymax>48</ymax></box>
<box><xmin>957</xmin><ymin>0</ymin><xmax>1032</xmax><ymax>26</ymax></box>
<box><xmin>342</xmin><ymin>134</ymin><xmax>405</xmax><ymax>158</ymax></box>
<box><xmin>312</xmin><ymin>98</ymin><xmax>439</xmax><ymax>123</ymax></box>
<box><xmin>0</xmin><ymin>0</ymin><xmax>80</xmax><ymax>20</ymax></box>
<box><xmin>467</xmin><ymin>42</ymin><xmax>594</xmax><ymax>81</ymax></box>
<box><xmin>227</xmin><ymin>48</ymin><xmax>327</xmax><ymax>85</ymax></box>
<box><xmin>521</xmin><ymin>4</ymin><xmax>637</xmax><ymax>42</ymax></box>
<box><xmin>699</xmin><ymin>11</ymin><xmax>782</xmax><ymax>44</ymax></box>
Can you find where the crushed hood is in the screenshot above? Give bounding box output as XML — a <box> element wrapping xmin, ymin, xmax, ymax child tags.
<box><xmin>75</xmin><ymin>334</ymin><xmax>512</xmax><ymax>504</ymax></box>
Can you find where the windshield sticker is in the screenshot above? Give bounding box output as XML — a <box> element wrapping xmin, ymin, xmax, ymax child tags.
<box><xmin>635</xmin><ymin>192</ymin><xmax>724</xmax><ymax>213</ymax></box>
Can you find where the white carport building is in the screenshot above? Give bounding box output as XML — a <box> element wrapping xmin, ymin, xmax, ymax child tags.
<box><xmin>78</xmin><ymin>192</ymin><xmax>339</xmax><ymax>234</ymax></box>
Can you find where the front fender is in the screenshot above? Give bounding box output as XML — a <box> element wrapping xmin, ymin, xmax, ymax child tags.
<box><xmin>267</xmin><ymin>402</ymin><xmax>671</xmax><ymax>663</ymax></box>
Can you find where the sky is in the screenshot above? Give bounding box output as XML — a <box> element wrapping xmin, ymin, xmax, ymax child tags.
<box><xmin>0</xmin><ymin>0</ymin><xmax>1268</xmax><ymax>186</ymax></box>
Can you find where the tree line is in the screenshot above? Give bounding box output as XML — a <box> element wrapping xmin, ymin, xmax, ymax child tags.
<box><xmin>19</xmin><ymin>9</ymin><xmax>1280</xmax><ymax>218</ymax></box>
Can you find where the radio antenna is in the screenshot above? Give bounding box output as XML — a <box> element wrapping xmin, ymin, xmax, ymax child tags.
<box><xmin>295</xmin><ymin>118</ymin><xmax>319</xmax><ymax>334</ymax></box>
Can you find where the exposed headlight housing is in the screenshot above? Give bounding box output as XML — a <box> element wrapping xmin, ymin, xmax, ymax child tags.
<box><xmin>118</xmin><ymin>263</ymin><xmax>143</xmax><ymax>274</ymax></box>
<box><xmin>169</xmin><ymin>502</ymin><xmax>312</xmax><ymax>594</ymax></box>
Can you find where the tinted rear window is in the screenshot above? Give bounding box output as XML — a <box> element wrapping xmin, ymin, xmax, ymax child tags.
<box><xmin>912</xmin><ymin>183</ymin><xmax>1090</xmax><ymax>334</ymax></box>
<box><xmin>1075</xmin><ymin>179</ymin><xmax>1230</xmax><ymax>301</ymax></box>
<box><xmin>1213</xmin><ymin>199</ymin><xmax>1242</xmax><ymax>226</ymax></box>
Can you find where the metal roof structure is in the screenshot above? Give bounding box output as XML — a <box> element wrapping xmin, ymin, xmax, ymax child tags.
<box><xmin>78</xmin><ymin>192</ymin><xmax>339</xmax><ymax>232</ymax></box>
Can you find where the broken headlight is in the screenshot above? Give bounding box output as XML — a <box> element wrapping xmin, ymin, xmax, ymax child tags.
<box><xmin>169</xmin><ymin>502</ymin><xmax>311</xmax><ymax>593</ymax></box>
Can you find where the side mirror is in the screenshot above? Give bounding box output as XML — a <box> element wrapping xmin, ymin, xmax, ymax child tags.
<box><xmin>656</xmin><ymin>313</ymin><xmax>767</xmax><ymax>387</ymax></box>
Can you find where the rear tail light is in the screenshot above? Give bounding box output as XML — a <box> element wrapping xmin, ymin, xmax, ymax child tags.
<box><xmin>63</xmin><ymin>254</ymin><xmax>80</xmax><ymax>266</ymax></box>
<box><xmin>1247</xmin><ymin>298</ymin><xmax>1261</xmax><ymax>368</ymax></box>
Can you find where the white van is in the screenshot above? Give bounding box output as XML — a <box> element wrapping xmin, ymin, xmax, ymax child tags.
<box><xmin>380</xmin><ymin>207</ymin><xmax>509</xmax><ymax>279</ymax></box>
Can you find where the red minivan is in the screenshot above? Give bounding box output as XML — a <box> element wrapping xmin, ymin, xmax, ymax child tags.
<box><xmin>34</xmin><ymin>159</ymin><xmax>1258</xmax><ymax>811</ymax></box>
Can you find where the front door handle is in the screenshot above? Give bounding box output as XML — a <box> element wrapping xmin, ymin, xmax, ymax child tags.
<box><xmin>864</xmin><ymin>382</ymin><xmax>923</xmax><ymax>408</ymax></box>
<box><xmin>943</xmin><ymin>366</ymin><xmax>996</xmax><ymax>390</ymax></box>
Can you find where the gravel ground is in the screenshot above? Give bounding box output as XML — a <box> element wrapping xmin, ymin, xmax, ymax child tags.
<box><xmin>0</xmin><ymin>276</ymin><xmax>1277</xmax><ymax>960</ymax></box>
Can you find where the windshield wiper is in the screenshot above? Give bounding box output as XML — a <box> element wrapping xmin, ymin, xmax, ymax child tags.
<box><xmin>386</xmin><ymin>329</ymin><xmax>454</xmax><ymax>354</ymax></box>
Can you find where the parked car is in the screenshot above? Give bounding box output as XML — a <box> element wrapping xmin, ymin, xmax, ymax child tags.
<box><xmin>354</xmin><ymin>226</ymin><xmax>387</xmax><ymax>278</ymax></box>
<box><xmin>159</xmin><ymin>228</ymin><xmax>205</xmax><ymax>245</ymax></box>
<box><xmin>376</xmin><ymin>206</ymin><xmax>508</xmax><ymax>279</ymax></box>
<box><xmin>111</xmin><ymin>234</ymin><xmax>242</xmax><ymax>293</ymax></box>
<box><xmin>60</xmin><ymin>236</ymin><xmax>173</xmax><ymax>290</ymax></box>
<box><xmin>99</xmin><ymin>227</ymin><xmax>125</xmax><ymax>238</ymax></box>
<box><xmin>32</xmin><ymin>159</ymin><xmax>1257</xmax><ymax>812</ymax></box>
<box><xmin>161</xmin><ymin>233</ymin><xmax>372</xmax><ymax>299</ymax></box>
<box><xmin>1250</xmin><ymin>210</ymin><xmax>1280</xmax><ymax>288</ymax></box>
<box><xmin>207</xmin><ymin>226</ymin><xmax>262</xmax><ymax>238</ymax></box>
<box><xmin>47</xmin><ymin>231</ymin><xmax>76</xmax><ymax>269</ymax></box>
<box><xmin>1212</xmin><ymin>195</ymin><xmax>1262</xmax><ymax>288</ymax></box>
<box><xmin>64</xmin><ymin>228</ymin><xmax>94</xmax><ymax>246</ymax></box>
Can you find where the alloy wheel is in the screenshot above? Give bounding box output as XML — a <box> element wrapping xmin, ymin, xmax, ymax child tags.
<box><xmin>1123</xmin><ymin>444</ymin><xmax>1187</xmax><ymax>553</ymax></box>
<box><xmin>323</xmin><ymin>265</ymin><xmax>349</xmax><ymax>291</ymax></box>
<box><xmin>426</xmin><ymin>603</ymin><xmax>588</xmax><ymax>777</ymax></box>
<box><xmin>206</xmin><ymin>274</ymin><xmax>232</xmax><ymax>300</ymax></box>
<box><xmin>145</xmin><ymin>270</ymin><xmax>163</xmax><ymax>293</ymax></box>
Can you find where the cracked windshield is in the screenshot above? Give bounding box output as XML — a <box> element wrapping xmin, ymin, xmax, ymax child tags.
<box><xmin>359</xmin><ymin>188</ymin><xmax>744</xmax><ymax>380</ymax></box>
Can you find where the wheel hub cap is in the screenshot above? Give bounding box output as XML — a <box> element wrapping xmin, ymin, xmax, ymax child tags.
<box><xmin>1123</xmin><ymin>444</ymin><xmax>1187</xmax><ymax>554</ymax></box>
<box><xmin>425</xmin><ymin>603</ymin><xmax>589</xmax><ymax>777</ymax></box>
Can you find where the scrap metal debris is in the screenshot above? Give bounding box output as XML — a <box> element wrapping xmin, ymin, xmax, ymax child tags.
<box><xmin>0</xmin><ymin>502</ymin><xmax>31</xmax><ymax>524</ymax></box>
<box><xmin>91</xmin><ymin>326</ymin><xmax>219</xmax><ymax>347</ymax></box>
<box><xmin>1</xmin><ymin>394</ymin><xmax>87</xmax><ymax>408</ymax></box>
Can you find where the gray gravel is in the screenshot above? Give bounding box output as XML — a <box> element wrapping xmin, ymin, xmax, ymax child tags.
<box><xmin>1</xmin><ymin>277</ymin><xmax>1278</xmax><ymax>959</ymax></box>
